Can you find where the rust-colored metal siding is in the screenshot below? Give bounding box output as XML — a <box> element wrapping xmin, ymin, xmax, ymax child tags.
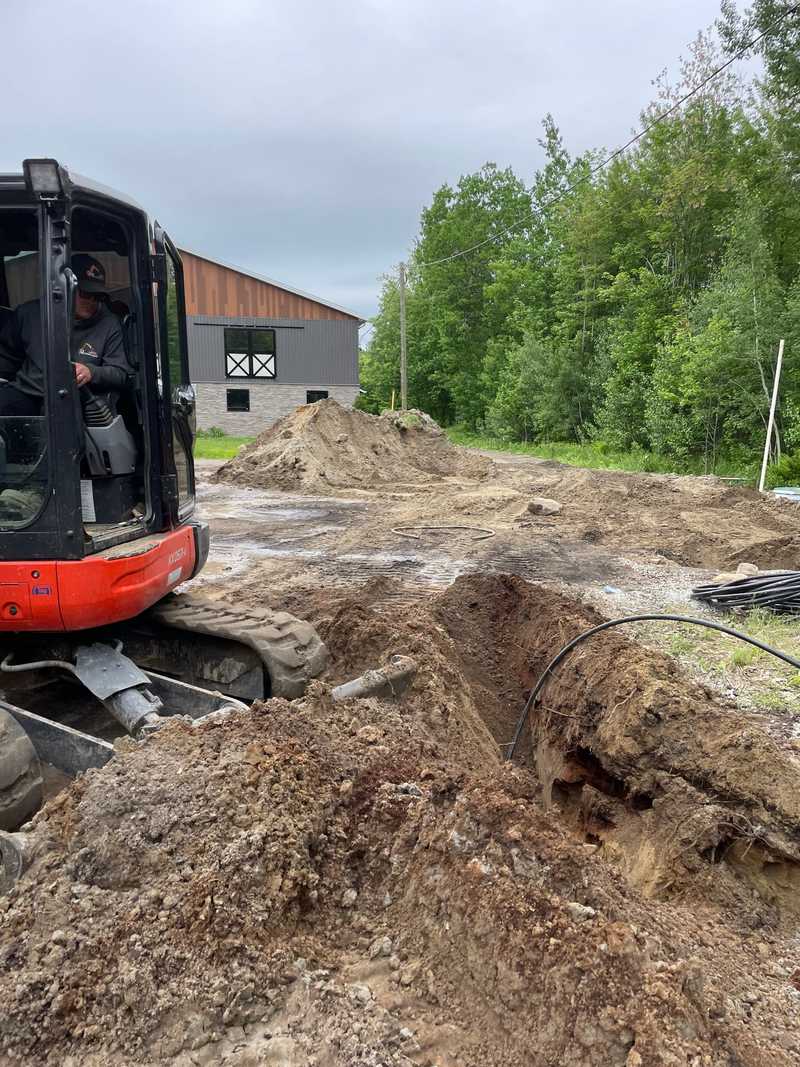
<box><xmin>181</xmin><ymin>251</ymin><xmax>356</xmax><ymax>321</ymax></box>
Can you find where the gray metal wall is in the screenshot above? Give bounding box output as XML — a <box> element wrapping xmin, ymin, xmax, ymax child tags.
<box><xmin>186</xmin><ymin>314</ymin><xmax>359</xmax><ymax>386</ymax></box>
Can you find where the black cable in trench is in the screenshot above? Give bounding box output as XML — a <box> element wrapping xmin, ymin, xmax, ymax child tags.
<box><xmin>506</xmin><ymin>614</ymin><xmax>800</xmax><ymax>762</ymax></box>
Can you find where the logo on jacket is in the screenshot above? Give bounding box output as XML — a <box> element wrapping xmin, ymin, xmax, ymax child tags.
<box><xmin>78</xmin><ymin>342</ymin><xmax>98</xmax><ymax>360</ymax></box>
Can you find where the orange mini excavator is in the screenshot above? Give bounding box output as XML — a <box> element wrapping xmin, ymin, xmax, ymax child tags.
<box><xmin>0</xmin><ymin>160</ymin><xmax>326</xmax><ymax>834</ymax></box>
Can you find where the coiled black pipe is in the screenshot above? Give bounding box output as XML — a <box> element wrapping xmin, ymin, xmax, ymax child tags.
<box><xmin>506</xmin><ymin>613</ymin><xmax>800</xmax><ymax>761</ymax></box>
<box><xmin>692</xmin><ymin>571</ymin><xmax>800</xmax><ymax>615</ymax></box>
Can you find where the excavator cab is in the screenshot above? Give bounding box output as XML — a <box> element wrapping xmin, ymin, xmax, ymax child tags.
<box><xmin>0</xmin><ymin>158</ymin><xmax>203</xmax><ymax>608</ymax></box>
<box><xmin>0</xmin><ymin>161</ymin><xmax>327</xmax><ymax>848</ymax></box>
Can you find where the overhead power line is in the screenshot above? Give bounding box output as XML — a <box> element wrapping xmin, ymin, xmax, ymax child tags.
<box><xmin>359</xmin><ymin>322</ymin><xmax>376</xmax><ymax>346</ymax></box>
<box><xmin>417</xmin><ymin>3</ymin><xmax>799</xmax><ymax>270</ymax></box>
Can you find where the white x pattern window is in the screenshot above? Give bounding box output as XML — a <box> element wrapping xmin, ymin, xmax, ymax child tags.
<box><xmin>225</xmin><ymin>351</ymin><xmax>249</xmax><ymax>377</ymax></box>
<box><xmin>224</xmin><ymin>328</ymin><xmax>276</xmax><ymax>379</ymax></box>
<box><xmin>252</xmin><ymin>352</ymin><xmax>276</xmax><ymax>377</ymax></box>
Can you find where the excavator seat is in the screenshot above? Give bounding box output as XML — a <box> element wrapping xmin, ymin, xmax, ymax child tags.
<box><xmin>80</xmin><ymin>376</ymin><xmax>139</xmax><ymax>523</ymax></box>
<box><xmin>79</xmin><ymin>298</ymin><xmax>145</xmax><ymax>524</ymax></box>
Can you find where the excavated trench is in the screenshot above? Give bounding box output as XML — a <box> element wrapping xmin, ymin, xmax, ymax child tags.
<box><xmin>431</xmin><ymin>574</ymin><xmax>800</xmax><ymax>916</ymax></box>
<box><xmin>3</xmin><ymin>573</ymin><xmax>800</xmax><ymax>1066</ymax></box>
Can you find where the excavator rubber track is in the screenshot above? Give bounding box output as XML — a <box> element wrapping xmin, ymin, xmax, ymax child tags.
<box><xmin>145</xmin><ymin>592</ymin><xmax>329</xmax><ymax>700</ymax></box>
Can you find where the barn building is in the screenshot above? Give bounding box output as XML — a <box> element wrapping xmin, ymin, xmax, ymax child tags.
<box><xmin>178</xmin><ymin>248</ymin><xmax>364</xmax><ymax>434</ymax></box>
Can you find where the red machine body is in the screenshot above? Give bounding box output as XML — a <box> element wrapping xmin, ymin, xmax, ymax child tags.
<box><xmin>0</xmin><ymin>526</ymin><xmax>196</xmax><ymax>632</ymax></box>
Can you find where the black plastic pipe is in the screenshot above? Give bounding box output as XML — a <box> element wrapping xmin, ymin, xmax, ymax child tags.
<box><xmin>507</xmin><ymin>613</ymin><xmax>800</xmax><ymax>761</ymax></box>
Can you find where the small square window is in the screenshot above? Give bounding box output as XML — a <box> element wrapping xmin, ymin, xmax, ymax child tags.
<box><xmin>306</xmin><ymin>390</ymin><xmax>329</xmax><ymax>404</ymax></box>
<box><xmin>227</xmin><ymin>388</ymin><xmax>250</xmax><ymax>412</ymax></box>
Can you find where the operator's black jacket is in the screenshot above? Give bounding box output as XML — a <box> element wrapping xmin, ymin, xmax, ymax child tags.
<box><xmin>0</xmin><ymin>300</ymin><xmax>129</xmax><ymax>402</ymax></box>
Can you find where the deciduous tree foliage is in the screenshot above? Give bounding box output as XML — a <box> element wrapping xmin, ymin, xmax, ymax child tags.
<box><xmin>361</xmin><ymin>5</ymin><xmax>800</xmax><ymax>470</ymax></box>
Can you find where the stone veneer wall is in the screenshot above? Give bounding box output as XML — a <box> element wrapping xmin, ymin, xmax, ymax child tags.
<box><xmin>194</xmin><ymin>382</ymin><xmax>360</xmax><ymax>435</ymax></box>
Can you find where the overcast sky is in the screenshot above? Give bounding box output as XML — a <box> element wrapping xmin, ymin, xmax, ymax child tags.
<box><xmin>4</xmin><ymin>0</ymin><xmax>732</xmax><ymax>318</ymax></box>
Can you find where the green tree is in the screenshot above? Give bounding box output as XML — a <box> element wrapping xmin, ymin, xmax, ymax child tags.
<box><xmin>646</xmin><ymin>201</ymin><xmax>789</xmax><ymax>465</ymax></box>
<box><xmin>413</xmin><ymin>163</ymin><xmax>533</xmax><ymax>426</ymax></box>
<box><xmin>367</xmin><ymin>10</ymin><xmax>800</xmax><ymax>472</ymax></box>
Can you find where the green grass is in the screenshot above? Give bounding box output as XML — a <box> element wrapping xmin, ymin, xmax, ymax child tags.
<box><xmin>445</xmin><ymin>426</ymin><xmax>757</xmax><ymax>482</ymax></box>
<box><xmin>730</xmin><ymin>645</ymin><xmax>758</xmax><ymax>668</ymax></box>
<box><xmin>636</xmin><ymin>606</ymin><xmax>800</xmax><ymax>720</ymax></box>
<box><xmin>194</xmin><ymin>421</ymin><xmax>762</xmax><ymax>479</ymax></box>
<box><xmin>194</xmin><ymin>432</ymin><xmax>254</xmax><ymax>459</ymax></box>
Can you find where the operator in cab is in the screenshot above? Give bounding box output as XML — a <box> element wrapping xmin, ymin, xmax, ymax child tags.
<box><xmin>0</xmin><ymin>254</ymin><xmax>129</xmax><ymax>415</ymax></box>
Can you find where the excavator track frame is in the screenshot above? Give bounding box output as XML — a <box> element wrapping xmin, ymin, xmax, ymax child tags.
<box><xmin>0</xmin><ymin>593</ymin><xmax>329</xmax><ymax>831</ymax></box>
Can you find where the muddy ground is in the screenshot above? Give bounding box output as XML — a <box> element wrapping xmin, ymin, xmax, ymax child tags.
<box><xmin>196</xmin><ymin>444</ymin><xmax>800</xmax><ymax>621</ymax></box>
<box><xmin>3</xmin><ymin>437</ymin><xmax>800</xmax><ymax>1066</ymax></box>
<box><xmin>212</xmin><ymin>400</ymin><xmax>800</xmax><ymax>577</ymax></box>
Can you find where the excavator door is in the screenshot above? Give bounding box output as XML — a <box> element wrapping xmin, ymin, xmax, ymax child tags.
<box><xmin>153</xmin><ymin>227</ymin><xmax>196</xmax><ymax>524</ymax></box>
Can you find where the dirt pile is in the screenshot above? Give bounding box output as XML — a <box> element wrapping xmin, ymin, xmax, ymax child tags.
<box><xmin>213</xmin><ymin>399</ymin><xmax>493</xmax><ymax>492</ymax></box>
<box><xmin>3</xmin><ymin>577</ymin><xmax>800</xmax><ymax>1065</ymax></box>
<box><xmin>502</xmin><ymin>457</ymin><xmax>800</xmax><ymax>569</ymax></box>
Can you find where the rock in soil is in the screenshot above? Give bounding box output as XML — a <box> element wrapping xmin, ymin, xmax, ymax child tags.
<box><xmin>527</xmin><ymin>496</ymin><xmax>562</xmax><ymax>515</ymax></box>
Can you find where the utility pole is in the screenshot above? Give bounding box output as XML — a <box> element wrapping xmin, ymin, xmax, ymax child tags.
<box><xmin>399</xmin><ymin>261</ymin><xmax>408</xmax><ymax>410</ymax></box>
<box><xmin>758</xmin><ymin>338</ymin><xmax>785</xmax><ymax>493</ymax></box>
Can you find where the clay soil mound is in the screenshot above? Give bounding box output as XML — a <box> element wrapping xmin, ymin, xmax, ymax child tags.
<box><xmin>4</xmin><ymin>577</ymin><xmax>800</xmax><ymax>1065</ymax></box>
<box><xmin>213</xmin><ymin>399</ymin><xmax>493</xmax><ymax>492</ymax></box>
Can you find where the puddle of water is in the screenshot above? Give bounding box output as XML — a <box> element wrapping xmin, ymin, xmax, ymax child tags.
<box><xmin>197</xmin><ymin>482</ymin><xmax>366</xmax><ymax>517</ymax></box>
<box><xmin>195</xmin><ymin>529</ymin><xmax>474</xmax><ymax>592</ymax></box>
<box><xmin>203</xmin><ymin>502</ymin><xmax>334</xmax><ymax>523</ymax></box>
<box><xmin>416</xmin><ymin>556</ymin><xmax>476</xmax><ymax>584</ymax></box>
<box><xmin>200</xmin><ymin>538</ymin><xmax>325</xmax><ymax>580</ymax></box>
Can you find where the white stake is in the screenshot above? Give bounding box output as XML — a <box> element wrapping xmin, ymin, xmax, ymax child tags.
<box><xmin>399</xmin><ymin>261</ymin><xmax>408</xmax><ymax>411</ymax></box>
<box><xmin>758</xmin><ymin>338</ymin><xmax>785</xmax><ymax>493</ymax></box>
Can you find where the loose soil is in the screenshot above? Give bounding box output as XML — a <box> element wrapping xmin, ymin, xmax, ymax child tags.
<box><xmin>4</xmin><ymin>576</ymin><xmax>800</xmax><ymax>1065</ymax></box>
<box><xmin>503</xmin><ymin>457</ymin><xmax>800</xmax><ymax>570</ymax></box>
<box><xmin>5</xmin><ymin>420</ymin><xmax>800</xmax><ymax>1065</ymax></box>
<box><xmin>214</xmin><ymin>400</ymin><xmax>492</xmax><ymax>493</ymax></box>
<box><xmin>212</xmin><ymin>400</ymin><xmax>800</xmax><ymax>575</ymax></box>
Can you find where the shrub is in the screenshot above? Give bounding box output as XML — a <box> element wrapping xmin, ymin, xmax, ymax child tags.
<box><xmin>765</xmin><ymin>452</ymin><xmax>800</xmax><ymax>489</ymax></box>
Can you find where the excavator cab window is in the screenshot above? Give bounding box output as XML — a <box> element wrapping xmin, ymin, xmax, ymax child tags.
<box><xmin>162</xmin><ymin>245</ymin><xmax>195</xmax><ymax>514</ymax></box>
<box><xmin>69</xmin><ymin>206</ymin><xmax>145</xmax><ymax>532</ymax></box>
<box><xmin>0</xmin><ymin>208</ymin><xmax>49</xmax><ymax>528</ymax></box>
<box><xmin>0</xmin><ymin>165</ymin><xmax>199</xmax><ymax>568</ymax></box>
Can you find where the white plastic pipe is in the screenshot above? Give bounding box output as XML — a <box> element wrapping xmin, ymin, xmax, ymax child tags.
<box><xmin>758</xmin><ymin>338</ymin><xmax>785</xmax><ymax>494</ymax></box>
<box><xmin>331</xmin><ymin>656</ymin><xmax>417</xmax><ymax>701</ymax></box>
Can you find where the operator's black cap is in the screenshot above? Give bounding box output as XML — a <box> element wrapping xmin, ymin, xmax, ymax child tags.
<box><xmin>71</xmin><ymin>254</ymin><xmax>106</xmax><ymax>293</ymax></box>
